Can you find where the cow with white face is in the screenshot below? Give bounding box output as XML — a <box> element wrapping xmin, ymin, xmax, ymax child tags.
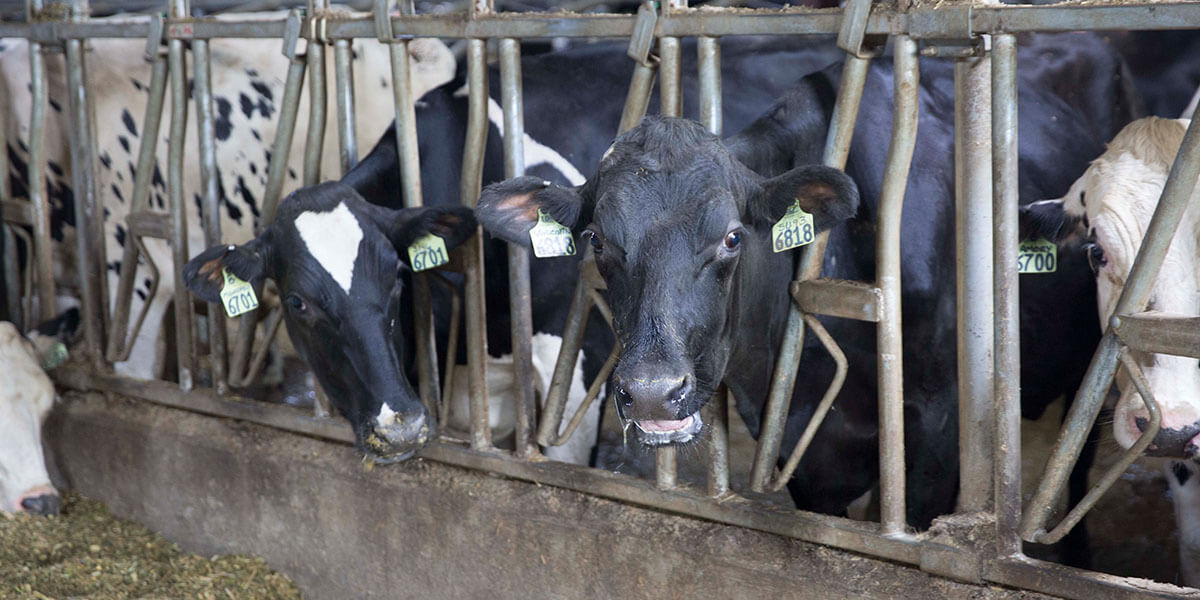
<box><xmin>1021</xmin><ymin>116</ymin><xmax>1200</xmax><ymax>584</ymax></box>
<box><xmin>0</xmin><ymin>17</ymin><xmax>455</xmax><ymax>380</ymax></box>
<box><xmin>0</xmin><ymin>309</ymin><xmax>77</xmax><ymax>516</ymax></box>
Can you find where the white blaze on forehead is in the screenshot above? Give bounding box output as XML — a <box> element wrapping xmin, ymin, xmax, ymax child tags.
<box><xmin>294</xmin><ymin>202</ymin><xmax>363</xmax><ymax>295</ymax></box>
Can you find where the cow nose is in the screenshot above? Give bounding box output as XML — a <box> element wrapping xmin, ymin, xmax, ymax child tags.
<box><xmin>1136</xmin><ymin>417</ymin><xmax>1200</xmax><ymax>458</ymax></box>
<box><xmin>20</xmin><ymin>493</ymin><xmax>60</xmax><ymax>516</ymax></box>
<box><xmin>364</xmin><ymin>407</ymin><xmax>432</xmax><ymax>464</ymax></box>
<box><xmin>613</xmin><ymin>372</ymin><xmax>693</xmax><ymax>421</ymax></box>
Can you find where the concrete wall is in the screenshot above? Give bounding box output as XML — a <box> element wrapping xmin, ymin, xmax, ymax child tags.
<box><xmin>45</xmin><ymin>392</ymin><xmax>1052</xmax><ymax>600</ymax></box>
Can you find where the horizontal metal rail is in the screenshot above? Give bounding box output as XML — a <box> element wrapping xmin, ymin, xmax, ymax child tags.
<box><xmin>1112</xmin><ymin>311</ymin><xmax>1200</xmax><ymax>359</ymax></box>
<box><xmin>3</xmin><ymin>4</ymin><xmax>1200</xmax><ymax>42</ymax></box>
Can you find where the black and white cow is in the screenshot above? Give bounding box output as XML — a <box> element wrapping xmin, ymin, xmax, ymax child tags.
<box><xmin>181</xmin><ymin>36</ymin><xmax>848</xmax><ymax>463</ymax></box>
<box><xmin>0</xmin><ymin>17</ymin><xmax>455</xmax><ymax>379</ymax></box>
<box><xmin>1021</xmin><ymin>115</ymin><xmax>1200</xmax><ymax>585</ymax></box>
<box><xmin>0</xmin><ymin>308</ymin><xmax>77</xmax><ymax>516</ymax></box>
<box><xmin>477</xmin><ymin>33</ymin><xmax>1136</xmax><ymax>529</ymax></box>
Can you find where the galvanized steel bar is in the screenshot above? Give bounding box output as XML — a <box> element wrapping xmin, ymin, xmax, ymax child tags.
<box><xmin>991</xmin><ymin>33</ymin><xmax>1021</xmax><ymax>554</ymax></box>
<box><xmin>697</xmin><ymin>36</ymin><xmax>720</xmax><ymax>137</ymax></box>
<box><xmin>106</xmin><ymin>46</ymin><xmax>167</xmax><ymax>363</ymax></box>
<box><xmin>259</xmin><ymin>8</ymin><xmax>306</xmax><ymax>227</ymax></box>
<box><xmin>618</xmin><ymin>60</ymin><xmax>657</xmax><ymax>135</ymax></box>
<box><xmin>749</xmin><ymin>55</ymin><xmax>868</xmax><ymax>493</ymax></box>
<box><xmin>458</xmin><ymin>35</ymin><xmax>490</xmax><ymax>448</ymax></box>
<box><xmin>193</xmin><ymin>38</ymin><xmax>229</xmax><ymax>395</ymax></box>
<box><xmin>64</xmin><ymin>0</ymin><xmax>107</xmax><ymax>370</ymax></box>
<box><xmin>25</xmin><ymin>6</ymin><xmax>56</xmax><ymax>324</ymax></box>
<box><xmin>656</xmin><ymin>447</ymin><xmax>677</xmax><ymax>490</ymax></box>
<box><xmin>167</xmin><ymin>0</ymin><xmax>195</xmax><ymax>390</ymax></box>
<box><xmin>539</xmin><ymin>254</ymin><xmax>595</xmax><ymax>447</ymax></box>
<box><xmin>380</xmin><ymin>1</ymin><xmax>439</xmax><ymax>424</ymax></box>
<box><xmin>705</xmin><ymin>386</ymin><xmax>730</xmax><ymax>497</ymax></box>
<box><xmin>954</xmin><ymin>48</ymin><xmax>994</xmax><ymax>513</ymax></box>
<box><xmin>500</xmin><ymin>37</ymin><xmax>537</xmax><ymax>458</ymax></box>
<box><xmin>1113</xmin><ymin>312</ymin><xmax>1200</xmax><ymax>358</ymax></box>
<box><xmin>876</xmin><ymin>34</ymin><xmax>918</xmax><ymax>536</ymax></box>
<box><xmin>303</xmin><ymin>0</ymin><xmax>328</xmax><ymax>186</ymax></box>
<box><xmin>333</xmin><ymin>38</ymin><xmax>358</xmax><ymax>175</ymax></box>
<box><xmin>1021</xmin><ymin>81</ymin><xmax>1200</xmax><ymax>546</ymax></box>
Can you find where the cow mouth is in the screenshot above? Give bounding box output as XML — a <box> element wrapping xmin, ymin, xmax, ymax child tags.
<box><xmin>634</xmin><ymin>412</ymin><xmax>703</xmax><ymax>445</ymax></box>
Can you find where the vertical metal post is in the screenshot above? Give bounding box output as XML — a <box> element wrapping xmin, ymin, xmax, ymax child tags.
<box><xmin>991</xmin><ymin>33</ymin><xmax>1021</xmax><ymax>555</ymax></box>
<box><xmin>499</xmin><ymin>38</ymin><xmax>536</xmax><ymax>458</ymax></box>
<box><xmin>25</xmin><ymin>0</ymin><xmax>55</xmax><ymax>324</ymax></box>
<box><xmin>259</xmin><ymin>8</ymin><xmax>307</xmax><ymax>227</ymax></box>
<box><xmin>384</xmin><ymin>0</ymin><xmax>440</xmax><ymax>423</ymax></box>
<box><xmin>954</xmin><ymin>48</ymin><xmax>994</xmax><ymax>513</ymax></box>
<box><xmin>64</xmin><ymin>0</ymin><xmax>106</xmax><ymax>370</ymax></box>
<box><xmin>459</xmin><ymin>30</ymin><xmax>491</xmax><ymax>450</ymax></box>
<box><xmin>193</xmin><ymin>38</ymin><xmax>228</xmax><ymax>394</ymax></box>
<box><xmin>749</xmin><ymin>55</ymin><xmax>869</xmax><ymax>493</ymax></box>
<box><xmin>697</xmin><ymin>35</ymin><xmax>727</xmax><ymax>497</ymax></box>
<box><xmin>333</xmin><ymin>38</ymin><xmax>358</xmax><ymax>176</ymax></box>
<box><xmin>304</xmin><ymin>0</ymin><xmax>328</xmax><ymax>187</ymax></box>
<box><xmin>876</xmin><ymin>35</ymin><xmax>918</xmax><ymax>536</ymax></box>
<box><xmin>167</xmin><ymin>0</ymin><xmax>194</xmax><ymax>390</ymax></box>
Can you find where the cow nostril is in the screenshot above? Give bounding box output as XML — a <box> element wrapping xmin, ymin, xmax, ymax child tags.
<box><xmin>21</xmin><ymin>494</ymin><xmax>60</xmax><ymax>516</ymax></box>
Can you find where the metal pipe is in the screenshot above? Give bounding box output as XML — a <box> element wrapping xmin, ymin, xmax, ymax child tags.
<box><xmin>748</xmin><ymin>55</ymin><xmax>868</xmax><ymax>493</ymax></box>
<box><xmin>167</xmin><ymin>0</ymin><xmax>194</xmax><ymax>390</ymax></box>
<box><xmin>697</xmin><ymin>36</ymin><xmax>720</xmax><ymax>137</ymax></box>
<box><xmin>706</xmin><ymin>386</ymin><xmax>730</xmax><ymax>497</ymax></box>
<box><xmin>431</xmin><ymin>273</ymin><xmax>461</xmax><ymax>424</ymax></box>
<box><xmin>193</xmin><ymin>38</ymin><xmax>228</xmax><ymax>395</ymax></box>
<box><xmin>25</xmin><ymin>20</ymin><xmax>56</xmax><ymax>324</ymax></box>
<box><xmin>990</xmin><ymin>33</ymin><xmax>1021</xmax><ymax>554</ymax></box>
<box><xmin>64</xmin><ymin>0</ymin><xmax>106</xmax><ymax>371</ymax></box>
<box><xmin>259</xmin><ymin>10</ymin><xmax>307</xmax><ymax>227</ymax></box>
<box><xmin>333</xmin><ymin>38</ymin><xmax>358</xmax><ymax>175</ymax></box>
<box><xmin>1020</xmin><ymin>75</ymin><xmax>1200</xmax><ymax>546</ymax></box>
<box><xmin>459</xmin><ymin>36</ymin><xmax>491</xmax><ymax>448</ymax></box>
<box><xmin>617</xmin><ymin>60</ymin><xmax>657</xmax><ymax>135</ymax></box>
<box><xmin>658</xmin><ymin>37</ymin><xmax>681</xmax><ymax>118</ymax></box>
<box><xmin>539</xmin><ymin>260</ymin><xmax>592</xmax><ymax>446</ymax></box>
<box><xmin>500</xmin><ymin>37</ymin><xmax>536</xmax><ymax>458</ymax></box>
<box><xmin>303</xmin><ymin>0</ymin><xmax>328</xmax><ymax>186</ymax></box>
<box><xmin>656</xmin><ymin>446</ymin><xmax>677</xmax><ymax>490</ymax></box>
<box><xmin>875</xmin><ymin>35</ymin><xmax>918</xmax><ymax>536</ymax></box>
<box><xmin>954</xmin><ymin>50</ymin><xmax>994</xmax><ymax>513</ymax></box>
<box><xmin>106</xmin><ymin>50</ymin><xmax>167</xmax><ymax>363</ymax></box>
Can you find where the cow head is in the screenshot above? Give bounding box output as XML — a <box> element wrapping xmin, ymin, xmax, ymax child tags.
<box><xmin>1021</xmin><ymin>117</ymin><xmax>1200</xmax><ymax>456</ymax></box>
<box><xmin>0</xmin><ymin>310</ymin><xmax>78</xmax><ymax>516</ymax></box>
<box><xmin>477</xmin><ymin>116</ymin><xmax>857</xmax><ymax>445</ymax></box>
<box><xmin>184</xmin><ymin>182</ymin><xmax>475</xmax><ymax>462</ymax></box>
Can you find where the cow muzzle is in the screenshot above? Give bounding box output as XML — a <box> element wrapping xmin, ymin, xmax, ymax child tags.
<box><xmin>360</xmin><ymin>411</ymin><xmax>433</xmax><ymax>464</ymax></box>
<box><xmin>1136</xmin><ymin>417</ymin><xmax>1200</xmax><ymax>458</ymax></box>
<box><xmin>613</xmin><ymin>372</ymin><xmax>703</xmax><ymax>445</ymax></box>
<box><xmin>16</xmin><ymin>486</ymin><xmax>60</xmax><ymax>516</ymax></box>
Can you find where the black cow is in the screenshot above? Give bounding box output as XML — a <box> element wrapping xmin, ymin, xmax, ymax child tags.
<box><xmin>182</xmin><ymin>37</ymin><xmax>846</xmax><ymax>462</ymax></box>
<box><xmin>477</xmin><ymin>33</ymin><xmax>1134</xmax><ymax>531</ymax></box>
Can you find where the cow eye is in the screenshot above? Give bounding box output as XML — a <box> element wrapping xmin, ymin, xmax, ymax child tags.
<box><xmin>723</xmin><ymin>231</ymin><xmax>742</xmax><ymax>251</ymax></box>
<box><xmin>287</xmin><ymin>294</ymin><xmax>307</xmax><ymax>312</ymax></box>
<box><xmin>585</xmin><ymin>230</ymin><xmax>604</xmax><ymax>254</ymax></box>
<box><xmin>1084</xmin><ymin>242</ymin><xmax>1106</xmax><ymax>273</ymax></box>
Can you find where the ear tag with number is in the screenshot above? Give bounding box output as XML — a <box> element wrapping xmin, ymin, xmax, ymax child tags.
<box><xmin>1018</xmin><ymin>239</ymin><xmax>1057</xmax><ymax>274</ymax></box>
<box><xmin>529</xmin><ymin>209</ymin><xmax>577</xmax><ymax>258</ymax></box>
<box><xmin>219</xmin><ymin>268</ymin><xmax>259</xmax><ymax>318</ymax></box>
<box><xmin>407</xmin><ymin>233</ymin><xmax>450</xmax><ymax>272</ymax></box>
<box><xmin>771</xmin><ymin>201</ymin><xmax>815</xmax><ymax>253</ymax></box>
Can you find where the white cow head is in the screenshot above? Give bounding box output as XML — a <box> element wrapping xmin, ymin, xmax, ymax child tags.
<box><xmin>1025</xmin><ymin>117</ymin><xmax>1200</xmax><ymax>456</ymax></box>
<box><xmin>0</xmin><ymin>321</ymin><xmax>58</xmax><ymax>515</ymax></box>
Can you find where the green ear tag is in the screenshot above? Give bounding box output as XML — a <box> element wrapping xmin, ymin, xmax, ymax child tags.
<box><xmin>40</xmin><ymin>342</ymin><xmax>68</xmax><ymax>370</ymax></box>
<box><xmin>1018</xmin><ymin>239</ymin><xmax>1057</xmax><ymax>274</ymax></box>
<box><xmin>771</xmin><ymin>201</ymin><xmax>815</xmax><ymax>253</ymax></box>
<box><xmin>407</xmin><ymin>233</ymin><xmax>449</xmax><ymax>272</ymax></box>
<box><xmin>529</xmin><ymin>209</ymin><xmax>576</xmax><ymax>258</ymax></box>
<box><xmin>219</xmin><ymin>268</ymin><xmax>259</xmax><ymax>318</ymax></box>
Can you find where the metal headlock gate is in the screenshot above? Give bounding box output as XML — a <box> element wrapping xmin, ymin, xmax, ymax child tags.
<box><xmin>3</xmin><ymin>0</ymin><xmax>1200</xmax><ymax>597</ymax></box>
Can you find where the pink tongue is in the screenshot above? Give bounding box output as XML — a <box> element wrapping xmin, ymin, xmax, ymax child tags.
<box><xmin>637</xmin><ymin>415</ymin><xmax>693</xmax><ymax>433</ymax></box>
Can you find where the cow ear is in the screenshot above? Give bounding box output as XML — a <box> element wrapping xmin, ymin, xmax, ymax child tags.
<box><xmin>1019</xmin><ymin>199</ymin><xmax>1077</xmax><ymax>243</ymax></box>
<box><xmin>476</xmin><ymin>176</ymin><xmax>585</xmax><ymax>248</ymax></box>
<box><xmin>750</xmin><ymin>165</ymin><xmax>859</xmax><ymax>232</ymax></box>
<box><xmin>389</xmin><ymin>205</ymin><xmax>477</xmax><ymax>256</ymax></box>
<box><xmin>183</xmin><ymin>237</ymin><xmax>270</xmax><ymax>304</ymax></box>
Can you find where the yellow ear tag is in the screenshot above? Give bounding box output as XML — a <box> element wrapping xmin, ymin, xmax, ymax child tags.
<box><xmin>771</xmin><ymin>201</ymin><xmax>815</xmax><ymax>253</ymax></box>
<box><xmin>219</xmin><ymin>268</ymin><xmax>259</xmax><ymax>318</ymax></box>
<box><xmin>529</xmin><ymin>209</ymin><xmax>576</xmax><ymax>258</ymax></box>
<box><xmin>1018</xmin><ymin>239</ymin><xmax>1057</xmax><ymax>274</ymax></box>
<box><xmin>407</xmin><ymin>233</ymin><xmax>449</xmax><ymax>272</ymax></box>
